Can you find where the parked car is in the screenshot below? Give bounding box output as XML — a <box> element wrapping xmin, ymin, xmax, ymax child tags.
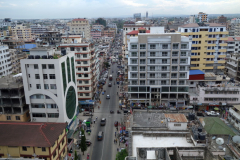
<box><xmin>77</xmin><ymin>139</ymin><xmax>92</xmax><ymax>147</ymax></box>
<box><xmin>83</xmin><ymin>112</ymin><xmax>93</xmax><ymax>116</ymax></box>
<box><xmin>100</xmin><ymin>118</ymin><xmax>106</xmax><ymax>126</ymax></box>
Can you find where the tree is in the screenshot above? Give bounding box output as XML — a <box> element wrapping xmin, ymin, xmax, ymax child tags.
<box><xmin>118</xmin><ymin>55</ymin><xmax>123</xmax><ymax>60</ymax></box>
<box><xmin>116</xmin><ymin>149</ymin><xmax>128</xmax><ymax>160</ymax></box>
<box><xmin>74</xmin><ymin>151</ymin><xmax>78</xmax><ymax>160</ymax></box>
<box><xmin>95</xmin><ymin>18</ymin><xmax>106</xmax><ymax>27</ymax></box>
<box><xmin>103</xmin><ymin>62</ymin><xmax>110</xmax><ymax>68</ymax></box>
<box><xmin>80</xmin><ymin>129</ymin><xmax>87</xmax><ymax>155</ymax></box>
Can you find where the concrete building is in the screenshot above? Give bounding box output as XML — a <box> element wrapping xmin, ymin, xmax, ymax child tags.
<box><xmin>178</xmin><ymin>23</ymin><xmax>228</xmax><ymax>74</ymax></box>
<box><xmin>102</xmin><ymin>29</ymin><xmax>115</xmax><ymax>38</ymax></box>
<box><xmin>92</xmin><ymin>24</ymin><xmax>104</xmax><ymax>30</ymax></box>
<box><xmin>197</xmin><ymin>12</ymin><xmax>208</xmax><ymax>22</ymax></box>
<box><xmin>0</xmin><ymin>18</ymin><xmax>12</xmax><ymax>27</ymax></box>
<box><xmin>39</xmin><ymin>31</ymin><xmax>62</xmax><ymax>46</ymax></box>
<box><xmin>10</xmin><ymin>49</ymin><xmax>28</xmax><ymax>74</ymax></box>
<box><xmin>11</xmin><ymin>24</ymin><xmax>32</xmax><ymax>41</ymax></box>
<box><xmin>0</xmin><ymin>45</ymin><xmax>12</xmax><ymax>78</ymax></box>
<box><xmin>133</xmin><ymin>13</ymin><xmax>141</xmax><ymax>19</ymax></box>
<box><xmin>189</xmin><ymin>15</ymin><xmax>196</xmax><ymax>23</ymax></box>
<box><xmin>68</xmin><ymin>18</ymin><xmax>91</xmax><ymax>40</ymax></box>
<box><xmin>21</xmin><ymin>48</ymin><xmax>78</xmax><ymax>129</ymax></box>
<box><xmin>0</xmin><ymin>122</ymin><xmax>68</xmax><ymax>160</ymax></box>
<box><xmin>128</xmin><ymin>33</ymin><xmax>190</xmax><ymax>107</ymax></box>
<box><xmin>146</xmin><ymin>11</ymin><xmax>148</xmax><ymax>18</ymax></box>
<box><xmin>59</xmin><ymin>40</ymin><xmax>98</xmax><ymax>101</ymax></box>
<box><xmin>0</xmin><ymin>75</ymin><xmax>30</xmax><ymax>122</ymax></box>
<box><xmin>90</xmin><ymin>29</ymin><xmax>102</xmax><ymax>39</ymax></box>
<box><xmin>228</xmin><ymin>105</ymin><xmax>240</xmax><ymax>131</ymax></box>
<box><xmin>218</xmin><ymin>15</ymin><xmax>227</xmax><ymax>23</ymax></box>
<box><xmin>30</xmin><ymin>24</ymin><xmax>47</xmax><ymax>38</ymax></box>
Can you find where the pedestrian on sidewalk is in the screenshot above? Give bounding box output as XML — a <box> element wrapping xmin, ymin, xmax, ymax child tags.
<box><xmin>94</xmin><ymin>120</ymin><xmax>95</xmax><ymax>124</ymax></box>
<box><xmin>117</xmin><ymin>148</ymin><xmax>119</xmax><ymax>152</ymax></box>
<box><xmin>116</xmin><ymin>138</ymin><xmax>118</xmax><ymax>143</ymax></box>
<box><xmin>114</xmin><ymin>139</ymin><xmax>115</xmax><ymax>144</ymax></box>
<box><xmin>115</xmin><ymin>132</ymin><xmax>116</xmax><ymax>137</ymax></box>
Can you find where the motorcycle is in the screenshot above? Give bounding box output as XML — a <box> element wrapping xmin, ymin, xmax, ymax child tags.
<box><xmin>117</xmin><ymin>110</ymin><xmax>121</xmax><ymax>114</ymax></box>
<box><xmin>110</xmin><ymin>110</ymin><xmax>114</xmax><ymax>114</ymax></box>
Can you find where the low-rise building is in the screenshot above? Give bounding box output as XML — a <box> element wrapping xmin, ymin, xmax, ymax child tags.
<box><xmin>90</xmin><ymin>29</ymin><xmax>102</xmax><ymax>39</ymax></box>
<box><xmin>0</xmin><ymin>122</ymin><xmax>68</xmax><ymax>160</ymax></box>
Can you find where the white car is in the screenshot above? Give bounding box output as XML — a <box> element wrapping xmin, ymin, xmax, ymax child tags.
<box><xmin>106</xmin><ymin>95</ymin><xmax>110</xmax><ymax>99</ymax></box>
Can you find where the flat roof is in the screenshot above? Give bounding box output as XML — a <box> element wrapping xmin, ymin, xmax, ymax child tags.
<box><xmin>132</xmin><ymin>135</ymin><xmax>194</xmax><ymax>157</ymax></box>
<box><xmin>0</xmin><ymin>75</ymin><xmax>23</xmax><ymax>89</ymax></box>
<box><xmin>189</xmin><ymin>70</ymin><xmax>205</xmax><ymax>75</ymax></box>
<box><xmin>164</xmin><ymin>114</ymin><xmax>188</xmax><ymax>122</ymax></box>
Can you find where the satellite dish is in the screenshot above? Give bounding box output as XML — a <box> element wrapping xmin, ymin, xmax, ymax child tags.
<box><xmin>216</xmin><ymin>138</ymin><xmax>224</xmax><ymax>145</ymax></box>
<box><xmin>233</xmin><ymin>135</ymin><xmax>240</xmax><ymax>143</ymax></box>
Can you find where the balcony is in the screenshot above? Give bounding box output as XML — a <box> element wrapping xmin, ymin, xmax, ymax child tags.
<box><xmin>220</xmin><ymin>43</ymin><xmax>228</xmax><ymax>47</ymax></box>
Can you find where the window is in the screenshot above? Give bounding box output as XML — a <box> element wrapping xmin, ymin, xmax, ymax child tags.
<box><xmin>83</xmin><ymin>47</ymin><xmax>87</xmax><ymax>51</ymax></box>
<box><xmin>179</xmin><ymin>80</ymin><xmax>185</xmax><ymax>85</ymax></box>
<box><xmin>180</xmin><ymin>66</ymin><xmax>185</xmax><ymax>71</ymax></box>
<box><xmin>132</xmin><ymin>73</ymin><xmax>137</xmax><ymax>78</ymax></box>
<box><xmin>150</xmin><ymin>73</ymin><xmax>155</xmax><ymax>78</ymax></box>
<box><xmin>7</xmin><ymin>116</ymin><xmax>11</xmax><ymax>120</ymax></box>
<box><xmin>85</xmin><ymin>80</ymin><xmax>89</xmax><ymax>84</ymax></box>
<box><xmin>131</xmin><ymin>45</ymin><xmax>137</xmax><ymax>49</ymax></box>
<box><xmin>42</xmin><ymin>147</ymin><xmax>46</xmax><ymax>152</ymax></box>
<box><xmin>43</xmin><ymin>74</ymin><xmax>48</xmax><ymax>79</ymax></box>
<box><xmin>78</xmin><ymin>67</ymin><xmax>81</xmax><ymax>71</ymax></box>
<box><xmin>174</xmin><ymin>124</ymin><xmax>181</xmax><ymax>126</ymax></box>
<box><xmin>85</xmin><ymin>87</ymin><xmax>89</xmax><ymax>90</ymax></box>
<box><xmin>22</xmin><ymin>147</ymin><xmax>27</xmax><ymax>151</ymax></box>
<box><xmin>150</xmin><ymin>80</ymin><xmax>155</xmax><ymax>85</ymax></box>
<box><xmin>48</xmin><ymin>113</ymin><xmax>59</xmax><ymax>118</ymax></box>
<box><xmin>171</xmin><ymin>73</ymin><xmax>177</xmax><ymax>78</ymax></box>
<box><xmin>140</xmin><ymin>73</ymin><xmax>145</xmax><ymax>78</ymax></box>
<box><xmin>150</xmin><ymin>44</ymin><xmax>156</xmax><ymax>49</ymax></box>
<box><xmin>83</xmin><ymin>54</ymin><xmax>87</xmax><ymax>58</ymax></box>
<box><xmin>150</xmin><ymin>59</ymin><xmax>155</xmax><ymax>64</ymax></box>
<box><xmin>132</xmin><ymin>59</ymin><xmax>137</xmax><ymax>64</ymax></box>
<box><xmin>181</xmin><ymin>44</ymin><xmax>187</xmax><ymax>49</ymax></box>
<box><xmin>181</xmin><ymin>52</ymin><xmax>187</xmax><ymax>56</ymax></box>
<box><xmin>49</xmin><ymin>74</ymin><xmax>56</xmax><ymax>79</ymax></box>
<box><xmin>140</xmin><ymin>52</ymin><xmax>146</xmax><ymax>57</ymax></box>
<box><xmin>173</xmin><ymin>44</ymin><xmax>179</xmax><ymax>49</ymax></box>
<box><xmin>162</xmin><ymin>66</ymin><xmax>167</xmax><ymax>71</ymax></box>
<box><xmin>79</xmin><ymin>80</ymin><xmax>82</xmax><ymax>84</ymax></box>
<box><xmin>48</xmin><ymin>64</ymin><xmax>54</xmax><ymax>69</ymax></box>
<box><xmin>180</xmin><ymin>73</ymin><xmax>186</xmax><ymax>78</ymax></box>
<box><xmin>162</xmin><ymin>44</ymin><xmax>168</xmax><ymax>49</ymax></box>
<box><xmin>132</xmin><ymin>80</ymin><xmax>137</xmax><ymax>85</ymax></box>
<box><xmin>83</xmin><ymin>61</ymin><xmax>88</xmax><ymax>64</ymax></box>
<box><xmin>162</xmin><ymin>59</ymin><xmax>167</xmax><ymax>64</ymax></box>
<box><xmin>132</xmin><ymin>52</ymin><xmax>137</xmax><ymax>57</ymax></box>
<box><xmin>162</xmin><ymin>52</ymin><xmax>168</xmax><ymax>56</ymax></box>
<box><xmin>140</xmin><ymin>44</ymin><xmax>146</xmax><ymax>49</ymax></box>
<box><xmin>84</xmin><ymin>68</ymin><xmax>88</xmax><ymax>71</ymax></box>
<box><xmin>140</xmin><ymin>66</ymin><xmax>145</xmax><ymax>71</ymax></box>
<box><xmin>36</xmin><ymin>84</ymin><xmax>41</xmax><ymax>89</ymax></box>
<box><xmin>180</xmin><ymin>59</ymin><xmax>186</xmax><ymax>64</ymax></box>
<box><xmin>44</xmin><ymin>84</ymin><xmax>49</xmax><ymax>89</ymax></box>
<box><xmin>140</xmin><ymin>59</ymin><xmax>145</xmax><ymax>64</ymax></box>
<box><xmin>161</xmin><ymin>80</ymin><xmax>166</xmax><ymax>85</ymax></box>
<box><xmin>171</xmin><ymin>80</ymin><xmax>177</xmax><ymax>85</ymax></box>
<box><xmin>34</xmin><ymin>64</ymin><xmax>38</xmax><ymax>69</ymax></box>
<box><xmin>84</xmin><ymin>74</ymin><xmax>88</xmax><ymax>77</ymax></box>
<box><xmin>150</xmin><ymin>66</ymin><xmax>155</xmax><ymax>71</ymax></box>
<box><xmin>85</xmin><ymin>93</ymin><xmax>89</xmax><ymax>96</ymax></box>
<box><xmin>50</xmin><ymin>84</ymin><xmax>57</xmax><ymax>89</ymax></box>
<box><xmin>132</xmin><ymin>66</ymin><xmax>137</xmax><ymax>71</ymax></box>
<box><xmin>150</xmin><ymin>52</ymin><xmax>155</xmax><ymax>57</ymax></box>
<box><xmin>172</xmin><ymin>59</ymin><xmax>178</xmax><ymax>64</ymax></box>
<box><xmin>77</xmin><ymin>61</ymin><xmax>81</xmax><ymax>64</ymax></box>
<box><xmin>140</xmin><ymin>80</ymin><xmax>145</xmax><ymax>85</ymax></box>
<box><xmin>35</xmin><ymin>74</ymin><xmax>40</xmax><ymax>79</ymax></box>
<box><xmin>42</xmin><ymin>64</ymin><xmax>46</xmax><ymax>69</ymax></box>
<box><xmin>162</xmin><ymin>73</ymin><xmax>167</xmax><ymax>78</ymax></box>
<box><xmin>32</xmin><ymin>113</ymin><xmax>46</xmax><ymax>117</ymax></box>
<box><xmin>172</xmin><ymin>66</ymin><xmax>178</xmax><ymax>71</ymax></box>
<box><xmin>172</xmin><ymin>52</ymin><xmax>178</xmax><ymax>56</ymax></box>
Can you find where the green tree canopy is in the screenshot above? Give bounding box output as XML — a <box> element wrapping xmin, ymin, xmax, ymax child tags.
<box><xmin>80</xmin><ymin>129</ymin><xmax>87</xmax><ymax>155</ymax></box>
<box><xmin>116</xmin><ymin>149</ymin><xmax>128</xmax><ymax>160</ymax></box>
<box><xmin>95</xmin><ymin>18</ymin><xmax>106</xmax><ymax>27</ymax></box>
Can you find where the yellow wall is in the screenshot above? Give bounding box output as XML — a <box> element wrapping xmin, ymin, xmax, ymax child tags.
<box><xmin>0</xmin><ymin>111</ymin><xmax>30</xmax><ymax>122</ymax></box>
<box><xmin>0</xmin><ymin>129</ymin><xmax>67</xmax><ymax>159</ymax></box>
<box><xmin>180</xmin><ymin>30</ymin><xmax>228</xmax><ymax>71</ymax></box>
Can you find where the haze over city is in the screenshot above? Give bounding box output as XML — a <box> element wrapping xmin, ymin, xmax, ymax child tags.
<box><xmin>0</xmin><ymin>0</ymin><xmax>240</xmax><ymax>18</ymax></box>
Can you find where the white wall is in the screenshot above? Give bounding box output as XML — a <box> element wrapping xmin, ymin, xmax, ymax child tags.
<box><xmin>168</xmin><ymin>122</ymin><xmax>188</xmax><ymax>130</ymax></box>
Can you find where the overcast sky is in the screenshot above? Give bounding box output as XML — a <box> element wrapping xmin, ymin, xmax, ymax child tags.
<box><xmin>0</xmin><ymin>0</ymin><xmax>240</xmax><ymax>19</ymax></box>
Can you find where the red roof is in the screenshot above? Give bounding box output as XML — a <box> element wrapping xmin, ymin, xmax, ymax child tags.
<box><xmin>227</xmin><ymin>37</ymin><xmax>234</xmax><ymax>41</ymax></box>
<box><xmin>127</xmin><ymin>30</ymin><xmax>150</xmax><ymax>35</ymax></box>
<box><xmin>0</xmin><ymin>122</ymin><xmax>67</xmax><ymax>147</ymax></box>
<box><xmin>138</xmin><ymin>27</ymin><xmax>146</xmax><ymax>30</ymax></box>
<box><xmin>73</xmin><ymin>18</ymin><xmax>87</xmax><ymax>21</ymax></box>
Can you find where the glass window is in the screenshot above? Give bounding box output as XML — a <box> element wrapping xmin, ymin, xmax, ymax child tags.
<box><xmin>78</xmin><ymin>80</ymin><xmax>82</xmax><ymax>84</ymax></box>
<box><xmin>162</xmin><ymin>52</ymin><xmax>168</xmax><ymax>56</ymax></box>
<box><xmin>172</xmin><ymin>59</ymin><xmax>178</xmax><ymax>64</ymax></box>
<box><xmin>150</xmin><ymin>66</ymin><xmax>155</xmax><ymax>71</ymax></box>
<box><xmin>49</xmin><ymin>74</ymin><xmax>56</xmax><ymax>79</ymax></box>
<box><xmin>181</xmin><ymin>52</ymin><xmax>187</xmax><ymax>56</ymax></box>
<box><xmin>140</xmin><ymin>73</ymin><xmax>145</xmax><ymax>78</ymax></box>
<box><xmin>162</xmin><ymin>59</ymin><xmax>167</xmax><ymax>64</ymax></box>
<box><xmin>150</xmin><ymin>52</ymin><xmax>156</xmax><ymax>57</ymax></box>
<box><xmin>132</xmin><ymin>73</ymin><xmax>137</xmax><ymax>78</ymax></box>
<box><xmin>83</xmin><ymin>54</ymin><xmax>87</xmax><ymax>58</ymax></box>
<box><xmin>131</xmin><ymin>45</ymin><xmax>137</xmax><ymax>49</ymax></box>
<box><xmin>83</xmin><ymin>61</ymin><xmax>88</xmax><ymax>64</ymax></box>
<box><xmin>35</xmin><ymin>74</ymin><xmax>40</xmax><ymax>79</ymax></box>
<box><xmin>16</xmin><ymin>116</ymin><xmax>20</xmax><ymax>120</ymax></box>
<box><xmin>161</xmin><ymin>73</ymin><xmax>167</xmax><ymax>78</ymax></box>
<box><xmin>132</xmin><ymin>66</ymin><xmax>137</xmax><ymax>71</ymax></box>
<box><xmin>48</xmin><ymin>64</ymin><xmax>54</xmax><ymax>69</ymax></box>
<box><xmin>172</xmin><ymin>52</ymin><xmax>178</xmax><ymax>56</ymax></box>
<box><xmin>50</xmin><ymin>84</ymin><xmax>57</xmax><ymax>89</ymax></box>
<box><xmin>34</xmin><ymin>64</ymin><xmax>38</xmax><ymax>69</ymax></box>
<box><xmin>85</xmin><ymin>87</ymin><xmax>89</xmax><ymax>90</ymax></box>
<box><xmin>180</xmin><ymin>66</ymin><xmax>185</xmax><ymax>71</ymax></box>
<box><xmin>162</xmin><ymin>44</ymin><xmax>168</xmax><ymax>49</ymax></box>
<box><xmin>43</xmin><ymin>74</ymin><xmax>48</xmax><ymax>79</ymax></box>
<box><xmin>150</xmin><ymin>59</ymin><xmax>155</xmax><ymax>64</ymax></box>
<box><xmin>140</xmin><ymin>59</ymin><xmax>145</xmax><ymax>64</ymax></box>
<box><xmin>132</xmin><ymin>80</ymin><xmax>137</xmax><ymax>85</ymax></box>
<box><xmin>132</xmin><ymin>59</ymin><xmax>137</xmax><ymax>64</ymax></box>
<box><xmin>44</xmin><ymin>84</ymin><xmax>49</xmax><ymax>89</ymax></box>
<box><xmin>150</xmin><ymin>73</ymin><xmax>155</xmax><ymax>78</ymax></box>
<box><xmin>140</xmin><ymin>52</ymin><xmax>146</xmax><ymax>57</ymax></box>
<box><xmin>140</xmin><ymin>44</ymin><xmax>146</xmax><ymax>49</ymax></box>
<box><xmin>180</xmin><ymin>59</ymin><xmax>186</xmax><ymax>64</ymax></box>
<box><xmin>181</xmin><ymin>44</ymin><xmax>187</xmax><ymax>49</ymax></box>
<box><xmin>161</xmin><ymin>80</ymin><xmax>166</xmax><ymax>85</ymax></box>
<box><xmin>150</xmin><ymin>44</ymin><xmax>156</xmax><ymax>49</ymax></box>
<box><xmin>132</xmin><ymin>52</ymin><xmax>137</xmax><ymax>57</ymax></box>
<box><xmin>140</xmin><ymin>66</ymin><xmax>145</xmax><ymax>71</ymax></box>
<box><xmin>162</xmin><ymin>66</ymin><xmax>167</xmax><ymax>71</ymax></box>
<box><xmin>150</xmin><ymin>80</ymin><xmax>155</xmax><ymax>85</ymax></box>
<box><xmin>42</xmin><ymin>64</ymin><xmax>46</xmax><ymax>69</ymax></box>
<box><xmin>173</xmin><ymin>44</ymin><xmax>179</xmax><ymax>49</ymax></box>
<box><xmin>172</xmin><ymin>66</ymin><xmax>178</xmax><ymax>71</ymax></box>
<box><xmin>140</xmin><ymin>80</ymin><xmax>145</xmax><ymax>85</ymax></box>
<box><xmin>36</xmin><ymin>84</ymin><xmax>41</xmax><ymax>89</ymax></box>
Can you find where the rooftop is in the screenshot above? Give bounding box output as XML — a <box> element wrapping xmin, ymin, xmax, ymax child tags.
<box><xmin>72</xmin><ymin>18</ymin><xmax>87</xmax><ymax>21</ymax></box>
<box><xmin>179</xmin><ymin>23</ymin><xmax>226</xmax><ymax>28</ymax></box>
<box><xmin>0</xmin><ymin>122</ymin><xmax>67</xmax><ymax>147</ymax></box>
<box><xmin>164</xmin><ymin>114</ymin><xmax>188</xmax><ymax>122</ymax></box>
<box><xmin>189</xmin><ymin>70</ymin><xmax>205</xmax><ymax>75</ymax></box>
<box><xmin>126</xmin><ymin>30</ymin><xmax>150</xmax><ymax>35</ymax></box>
<box><xmin>0</xmin><ymin>75</ymin><xmax>23</xmax><ymax>89</ymax></box>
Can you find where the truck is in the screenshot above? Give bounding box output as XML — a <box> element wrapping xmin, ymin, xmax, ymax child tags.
<box><xmin>206</xmin><ymin>111</ymin><xmax>219</xmax><ymax>116</ymax></box>
<box><xmin>109</xmin><ymin>75</ymin><xmax>113</xmax><ymax>81</ymax></box>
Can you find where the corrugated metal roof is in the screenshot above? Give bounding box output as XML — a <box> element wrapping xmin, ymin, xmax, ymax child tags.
<box><xmin>164</xmin><ymin>114</ymin><xmax>188</xmax><ymax>122</ymax></box>
<box><xmin>189</xmin><ymin>70</ymin><xmax>205</xmax><ymax>75</ymax></box>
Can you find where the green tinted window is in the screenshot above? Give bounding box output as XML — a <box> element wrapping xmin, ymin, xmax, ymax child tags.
<box><xmin>67</xmin><ymin>57</ymin><xmax>71</xmax><ymax>83</ymax></box>
<box><xmin>61</xmin><ymin>62</ymin><xmax>67</xmax><ymax>94</ymax></box>
<box><xmin>71</xmin><ymin>57</ymin><xmax>75</xmax><ymax>84</ymax></box>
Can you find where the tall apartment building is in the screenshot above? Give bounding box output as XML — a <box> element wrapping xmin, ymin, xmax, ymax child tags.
<box><xmin>10</xmin><ymin>49</ymin><xmax>27</xmax><ymax>74</ymax></box>
<box><xmin>30</xmin><ymin>24</ymin><xmax>47</xmax><ymax>38</ymax></box>
<box><xmin>11</xmin><ymin>24</ymin><xmax>32</xmax><ymax>41</ymax></box>
<box><xmin>128</xmin><ymin>33</ymin><xmax>190</xmax><ymax>107</ymax></box>
<box><xmin>21</xmin><ymin>49</ymin><xmax>78</xmax><ymax>130</ymax></box>
<box><xmin>68</xmin><ymin>18</ymin><xmax>91</xmax><ymax>40</ymax></box>
<box><xmin>0</xmin><ymin>75</ymin><xmax>30</xmax><ymax>122</ymax></box>
<box><xmin>0</xmin><ymin>45</ymin><xmax>12</xmax><ymax>78</ymax></box>
<box><xmin>189</xmin><ymin>15</ymin><xmax>196</xmax><ymax>23</ymax></box>
<box><xmin>178</xmin><ymin>23</ymin><xmax>228</xmax><ymax>74</ymax></box>
<box><xmin>197</xmin><ymin>12</ymin><xmax>208</xmax><ymax>22</ymax></box>
<box><xmin>59</xmin><ymin>38</ymin><xmax>98</xmax><ymax>101</ymax></box>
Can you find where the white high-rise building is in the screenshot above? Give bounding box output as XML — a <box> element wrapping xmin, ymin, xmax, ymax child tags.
<box><xmin>128</xmin><ymin>33</ymin><xmax>191</xmax><ymax>107</ymax></box>
<box><xmin>0</xmin><ymin>45</ymin><xmax>12</xmax><ymax>78</ymax></box>
<box><xmin>21</xmin><ymin>48</ymin><xmax>78</xmax><ymax>130</ymax></box>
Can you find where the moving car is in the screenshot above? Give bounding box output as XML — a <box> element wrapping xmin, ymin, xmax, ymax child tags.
<box><xmin>83</xmin><ymin>112</ymin><xmax>93</xmax><ymax>116</ymax></box>
<box><xmin>100</xmin><ymin>118</ymin><xmax>106</xmax><ymax>126</ymax></box>
<box><xmin>108</xmin><ymin>83</ymin><xmax>112</xmax><ymax>87</ymax></box>
<box><xmin>77</xmin><ymin>139</ymin><xmax>92</xmax><ymax>147</ymax></box>
<box><xmin>106</xmin><ymin>95</ymin><xmax>110</xmax><ymax>99</ymax></box>
<box><xmin>98</xmin><ymin>131</ymin><xmax>104</xmax><ymax>141</ymax></box>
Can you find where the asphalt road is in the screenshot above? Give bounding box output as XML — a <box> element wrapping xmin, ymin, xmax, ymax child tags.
<box><xmin>90</xmin><ymin>62</ymin><xmax>123</xmax><ymax>160</ymax></box>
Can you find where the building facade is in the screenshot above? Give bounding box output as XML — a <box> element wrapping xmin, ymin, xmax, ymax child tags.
<box><xmin>197</xmin><ymin>12</ymin><xmax>208</xmax><ymax>22</ymax></box>
<box><xmin>90</xmin><ymin>29</ymin><xmax>102</xmax><ymax>39</ymax></box>
<box><xmin>128</xmin><ymin>33</ymin><xmax>190</xmax><ymax>107</ymax></box>
<box><xmin>0</xmin><ymin>122</ymin><xmax>68</xmax><ymax>160</ymax></box>
<box><xmin>21</xmin><ymin>50</ymin><xmax>78</xmax><ymax>126</ymax></box>
<box><xmin>10</xmin><ymin>49</ymin><xmax>28</xmax><ymax>74</ymax></box>
<box><xmin>11</xmin><ymin>24</ymin><xmax>32</xmax><ymax>41</ymax></box>
<box><xmin>59</xmin><ymin>42</ymin><xmax>98</xmax><ymax>101</ymax></box>
<box><xmin>68</xmin><ymin>18</ymin><xmax>91</xmax><ymax>40</ymax></box>
<box><xmin>30</xmin><ymin>24</ymin><xmax>48</xmax><ymax>37</ymax></box>
<box><xmin>178</xmin><ymin>23</ymin><xmax>228</xmax><ymax>74</ymax></box>
<box><xmin>0</xmin><ymin>45</ymin><xmax>12</xmax><ymax>78</ymax></box>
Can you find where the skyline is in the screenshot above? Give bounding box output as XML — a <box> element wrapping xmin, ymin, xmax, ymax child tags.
<box><xmin>0</xmin><ymin>0</ymin><xmax>240</xmax><ymax>19</ymax></box>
